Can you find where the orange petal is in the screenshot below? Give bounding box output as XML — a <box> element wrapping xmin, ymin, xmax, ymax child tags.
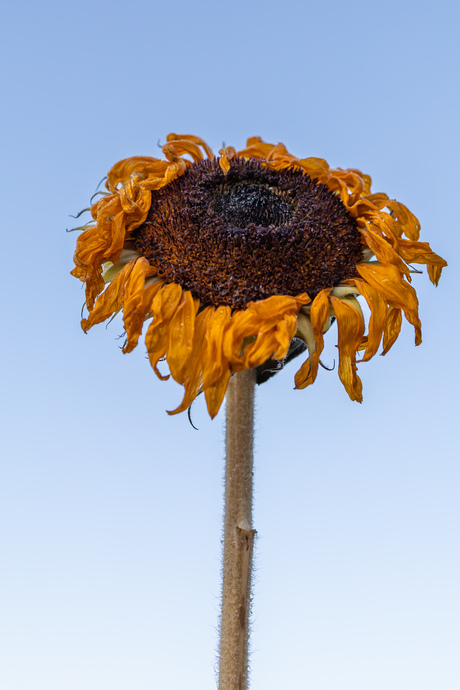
<box><xmin>162</xmin><ymin>140</ymin><xmax>206</xmax><ymax>164</ymax></box>
<box><xmin>122</xmin><ymin>259</ymin><xmax>161</xmax><ymax>352</ymax></box>
<box><xmin>166</xmin><ymin>133</ymin><xmax>214</xmax><ymax>160</ymax></box>
<box><xmin>384</xmin><ymin>200</ymin><xmax>421</xmax><ymax>241</ymax></box>
<box><xmin>225</xmin><ymin>294</ymin><xmax>308</xmax><ymax>370</ymax></box>
<box><xmin>168</xmin><ymin>307</ymin><xmax>215</xmax><ymax>415</ymax></box>
<box><xmin>218</xmin><ymin>146</ymin><xmax>236</xmax><ymax>174</ymax></box>
<box><xmin>356</xmin><ymin>263</ymin><xmax>421</xmax><ymax>345</ymax></box>
<box><xmin>222</xmin><ymin>310</ymin><xmax>257</xmax><ymax>370</ymax></box>
<box><xmin>294</xmin><ymin>289</ymin><xmax>330</xmax><ymax>389</ymax></box>
<box><xmin>107</xmin><ymin>156</ymin><xmax>169</xmax><ymax>191</ymax></box>
<box><xmin>359</xmin><ymin>224</ymin><xmax>411</xmax><ymax>279</ymax></box>
<box><xmin>219</xmin><ymin>154</ymin><xmax>230</xmax><ymax>174</ymax></box>
<box><xmin>330</xmin><ymin>296</ymin><xmax>364</xmax><ymax>403</ymax></box>
<box><xmin>351</xmin><ymin>279</ymin><xmax>387</xmax><ymax>362</ymax></box>
<box><xmin>81</xmin><ymin>261</ymin><xmax>136</xmax><ymax>332</ymax></box>
<box><xmin>248</xmin><ymin>294</ymin><xmax>306</xmax><ymax>324</ymax></box>
<box><xmin>273</xmin><ymin>314</ymin><xmax>298</xmax><ymax>360</ymax></box>
<box><xmin>145</xmin><ymin>283</ymin><xmax>182</xmax><ymax>370</ymax></box>
<box><xmin>147</xmin><ymin>350</ymin><xmax>170</xmax><ymax>380</ymax></box>
<box><xmin>202</xmin><ymin>306</ymin><xmax>232</xmax><ymax>388</ymax></box>
<box><xmin>204</xmin><ymin>370</ymin><xmax>232</xmax><ymax>419</ymax></box>
<box><xmin>397</xmin><ymin>239</ymin><xmax>447</xmax><ymax>286</ymax></box>
<box><xmin>167</xmin><ymin>290</ymin><xmax>198</xmax><ymax>384</ymax></box>
<box><xmin>242</xmin><ymin>313</ymin><xmax>298</xmax><ymax>367</ymax></box>
<box><xmin>238</xmin><ymin>140</ymin><xmax>277</xmax><ymax>160</ymax></box>
<box><xmin>382</xmin><ymin>307</ymin><xmax>403</xmax><ymax>355</ymax></box>
<box><xmin>243</xmin><ymin>327</ymin><xmax>281</xmax><ymax>368</ymax></box>
<box><xmin>295</xmin><ymin>157</ymin><xmax>330</xmax><ymax>184</ymax></box>
<box><xmin>123</xmin><ymin>280</ymin><xmax>162</xmax><ymax>352</ymax></box>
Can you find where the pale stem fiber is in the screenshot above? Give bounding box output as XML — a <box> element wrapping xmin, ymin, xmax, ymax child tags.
<box><xmin>218</xmin><ymin>369</ymin><xmax>256</xmax><ymax>690</ymax></box>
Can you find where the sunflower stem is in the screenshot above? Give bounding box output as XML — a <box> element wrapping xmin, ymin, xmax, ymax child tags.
<box><xmin>218</xmin><ymin>369</ymin><xmax>256</xmax><ymax>690</ymax></box>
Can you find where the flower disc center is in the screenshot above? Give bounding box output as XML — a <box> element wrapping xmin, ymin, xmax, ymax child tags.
<box><xmin>133</xmin><ymin>158</ymin><xmax>363</xmax><ymax>308</ymax></box>
<box><xmin>211</xmin><ymin>181</ymin><xmax>294</xmax><ymax>230</ymax></box>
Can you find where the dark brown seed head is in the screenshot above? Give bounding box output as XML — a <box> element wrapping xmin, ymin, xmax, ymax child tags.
<box><xmin>133</xmin><ymin>157</ymin><xmax>363</xmax><ymax>308</ymax></box>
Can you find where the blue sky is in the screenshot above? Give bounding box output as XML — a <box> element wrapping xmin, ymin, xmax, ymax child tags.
<box><xmin>1</xmin><ymin>1</ymin><xmax>459</xmax><ymax>688</ymax></box>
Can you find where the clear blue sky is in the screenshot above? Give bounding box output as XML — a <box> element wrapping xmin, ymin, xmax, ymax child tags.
<box><xmin>1</xmin><ymin>1</ymin><xmax>458</xmax><ymax>688</ymax></box>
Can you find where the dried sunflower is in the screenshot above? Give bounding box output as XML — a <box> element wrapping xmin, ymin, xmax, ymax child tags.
<box><xmin>71</xmin><ymin>134</ymin><xmax>446</xmax><ymax>417</ymax></box>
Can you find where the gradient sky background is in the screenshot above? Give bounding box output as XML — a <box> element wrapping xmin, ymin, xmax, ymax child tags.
<box><xmin>1</xmin><ymin>1</ymin><xmax>459</xmax><ymax>688</ymax></box>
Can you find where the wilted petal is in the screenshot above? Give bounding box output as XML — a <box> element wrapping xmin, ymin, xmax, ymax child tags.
<box><xmin>330</xmin><ymin>296</ymin><xmax>364</xmax><ymax>402</ymax></box>
<box><xmin>382</xmin><ymin>307</ymin><xmax>403</xmax><ymax>355</ymax></box>
<box><xmin>357</xmin><ymin>263</ymin><xmax>422</xmax><ymax>345</ymax></box>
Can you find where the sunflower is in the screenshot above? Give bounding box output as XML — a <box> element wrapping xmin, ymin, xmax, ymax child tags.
<box><xmin>71</xmin><ymin>134</ymin><xmax>447</xmax><ymax>418</ymax></box>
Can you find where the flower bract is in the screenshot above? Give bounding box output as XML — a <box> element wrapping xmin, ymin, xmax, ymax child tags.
<box><xmin>71</xmin><ymin>134</ymin><xmax>447</xmax><ymax>417</ymax></box>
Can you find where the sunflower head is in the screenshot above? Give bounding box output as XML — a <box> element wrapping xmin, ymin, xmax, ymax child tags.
<box><xmin>71</xmin><ymin>133</ymin><xmax>447</xmax><ymax>417</ymax></box>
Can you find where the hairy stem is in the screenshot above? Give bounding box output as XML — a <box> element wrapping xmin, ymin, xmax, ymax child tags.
<box><xmin>218</xmin><ymin>369</ymin><xmax>256</xmax><ymax>690</ymax></box>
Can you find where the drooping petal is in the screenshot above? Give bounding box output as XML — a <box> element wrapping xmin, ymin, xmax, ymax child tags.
<box><xmin>168</xmin><ymin>307</ymin><xmax>215</xmax><ymax>415</ymax></box>
<box><xmin>204</xmin><ymin>369</ymin><xmax>232</xmax><ymax>419</ymax></box>
<box><xmin>242</xmin><ymin>315</ymin><xmax>296</xmax><ymax>368</ymax></box>
<box><xmin>125</xmin><ymin>279</ymin><xmax>163</xmax><ymax>353</ymax></box>
<box><xmin>357</xmin><ymin>263</ymin><xmax>422</xmax><ymax>345</ymax></box>
<box><xmin>223</xmin><ymin>308</ymin><xmax>257</xmax><ymax>366</ymax></box>
<box><xmin>145</xmin><ymin>283</ymin><xmax>183</xmax><ymax>377</ymax></box>
<box><xmin>122</xmin><ymin>258</ymin><xmax>161</xmax><ymax>352</ymax></box>
<box><xmin>359</xmin><ymin>224</ymin><xmax>411</xmax><ymax>279</ymax></box>
<box><xmin>231</xmin><ymin>294</ymin><xmax>309</xmax><ymax>369</ymax></box>
<box><xmin>81</xmin><ymin>261</ymin><xmax>136</xmax><ymax>332</ymax></box>
<box><xmin>223</xmin><ymin>294</ymin><xmax>305</xmax><ymax>368</ymax></box>
<box><xmin>350</xmin><ymin>279</ymin><xmax>387</xmax><ymax>361</ymax></box>
<box><xmin>397</xmin><ymin>238</ymin><xmax>447</xmax><ymax>286</ymax></box>
<box><xmin>147</xmin><ymin>350</ymin><xmax>170</xmax><ymax>381</ymax></box>
<box><xmin>202</xmin><ymin>306</ymin><xmax>232</xmax><ymax>388</ymax></box>
<box><xmin>273</xmin><ymin>315</ymin><xmax>298</xmax><ymax>360</ymax></box>
<box><xmin>384</xmin><ymin>200</ymin><xmax>421</xmax><ymax>241</ymax></box>
<box><xmin>167</xmin><ymin>291</ymin><xmax>198</xmax><ymax>384</ymax></box>
<box><xmin>382</xmin><ymin>307</ymin><xmax>403</xmax><ymax>355</ymax></box>
<box><xmin>294</xmin><ymin>289</ymin><xmax>330</xmax><ymax>389</ymax></box>
<box><xmin>330</xmin><ymin>295</ymin><xmax>364</xmax><ymax>402</ymax></box>
<box><xmin>247</xmin><ymin>294</ymin><xmax>305</xmax><ymax>325</ymax></box>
